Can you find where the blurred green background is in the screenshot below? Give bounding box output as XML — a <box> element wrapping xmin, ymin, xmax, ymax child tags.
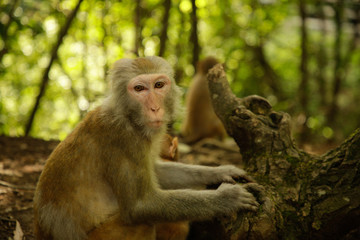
<box><xmin>1</xmin><ymin>0</ymin><xmax>359</xmax><ymax>148</ymax></box>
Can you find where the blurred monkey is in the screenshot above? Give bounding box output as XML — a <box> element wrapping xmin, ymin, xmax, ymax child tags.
<box><xmin>34</xmin><ymin>56</ymin><xmax>257</xmax><ymax>240</ymax></box>
<box><xmin>181</xmin><ymin>57</ymin><xmax>227</xmax><ymax>144</ymax></box>
<box><xmin>160</xmin><ymin>134</ymin><xmax>179</xmax><ymax>162</ymax></box>
<box><xmin>157</xmin><ymin>134</ymin><xmax>189</xmax><ymax>240</ymax></box>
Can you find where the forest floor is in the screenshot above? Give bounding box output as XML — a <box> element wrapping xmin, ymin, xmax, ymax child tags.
<box><xmin>0</xmin><ymin>135</ymin><xmax>336</xmax><ymax>239</ymax></box>
<box><xmin>0</xmin><ymin>136</ymin><xmax>58</xmax><ymax>239</ymax></box>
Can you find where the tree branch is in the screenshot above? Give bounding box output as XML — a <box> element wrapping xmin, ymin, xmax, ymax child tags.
<box><xmin>190</xmin><ymin>0</ymin><xmax>200</xmax><ymax>70</ymax></box>
<box><xmin>197</xmin><ymin>63</ymin><xmax>360</xmax><ymax>239</ymax></box>
<box><xmin>207</xmin><ymin>64</ymin><xmax>296</xmax><ymax>162</ymax></box>
<box><xmin>159</xmin><ymin>0</ymin><xmax>171</xmax><ymax>57</ymax></box>
<box><xmin>134</xmin><ymin>0</ymin><xmax>143</xmax><ymax>56</ymax></box>
<box><xmin>25</xmin><ymin>0</ymin><xmax>84</xmax><ymax>136</ymax></box>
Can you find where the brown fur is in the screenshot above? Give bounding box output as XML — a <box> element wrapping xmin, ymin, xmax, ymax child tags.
<box><xmin>34</xmin><ymin>56</ymin><xmax>258</xmax><ymax>240</ymax></box>
<box><xmin>155</xmin><ymin>222</ymin><xmax>189</xmax><ymax>240</ymax></box>
<box><xmin>181</xmin><ymin>57</ymin><xmax>226</xmax><ymax>144</ymax></box>
<box><xmin>34</xmin><ymin>57</ymin><xmax>177</xmax><ymax>240</ymax></box>
<box><xmin>88</xmin><ymin>217</ymin><xmax>155</xmax><ymax>240</ymax></box>
<box><xmin>160</xmin><ymin>134</ymin><xmax>179</xmax><ymax>162</ymax></box>
<box><xmin>157</xmin><ymin>134</ymin><xmax>189</xmax><ymax>240</ymax></box>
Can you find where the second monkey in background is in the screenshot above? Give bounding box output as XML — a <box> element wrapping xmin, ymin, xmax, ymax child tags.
<box><xmin>181</xmin><ymin>57</ymin><xmax>227</xmax><ymax>144</ymax></box>
<box><xmin>156</xmin><ymin>134</ymin><xmax>189</xmax><ymax>240</ymax></box>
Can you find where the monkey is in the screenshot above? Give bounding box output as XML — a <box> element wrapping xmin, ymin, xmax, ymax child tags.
<box><xmin>33</xmin><ymin>56</ymin><xmax>258</xmax><ymax>240</ymax></box>
<box><xmin>156</xmin><ymin>134</ymin><xmax>189</xmax><ymax>240</ymax></box>
<box><xmin>181</xmin><ymin>57</ymin><xmax>227</xmax><ymax>144</ymax></box>
<box><xmin>160</xmin><ymin>134</ymin><xmax>179</xmax><ymax>162</ymax></box>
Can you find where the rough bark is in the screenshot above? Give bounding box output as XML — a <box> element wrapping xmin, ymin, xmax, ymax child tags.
<box><xmin>188</xmin><ymin>64</ymin><xmax>360</xmax><ymax>239</ymax></box>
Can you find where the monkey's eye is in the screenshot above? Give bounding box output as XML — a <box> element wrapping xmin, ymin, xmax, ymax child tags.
<box><xmin>154</xmin><ymin>81</ymin><xmax>165</xmax><ymax>89</ymax></box>
<box><xmin>134</xmin><ymin>85</ymin><xmax>145</xmax><ymax>92</ymax></box>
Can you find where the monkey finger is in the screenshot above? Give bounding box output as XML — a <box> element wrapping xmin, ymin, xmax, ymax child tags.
<box><xmin>243</xmin><ymin>183</ymin><xmax>266</xmax><ymax>204</ymax></box>
<box><xmin>207</xmin><ymin>176</ymin><xmax>236</xmax><ymax>189</ymax></box>
<box><xmin>225</xmin><ymin>166</ymin><xmax>255</xmax><ymax>183</ymax></box>
<box><xmin>217</xmin><ymin>165</ymin><xmax>254</xmax><ymax>183</ymax></box>
<box><xmin>239</xmin><ymin>197</ymin><xmax>260</xmax><ymax>210</ymax></box>
<box><xmin>237</xmin><ymin>186</ymin><xmax>255</xmax><ymax>196</ymax></box>
<box><xmin>244</xmin><ymin>182</ymin><xmax>264</xmax><ymax>192</ymax></box>
<box><xmin>238</xmin><ymin>190</ymin><xmax>256</xmax><ymax>200</ymax></box>
<box><xmin>237</xmin><ymin>187</ymin><xmax>260</xmax><ymax>207</ymax></box>
<box><xmin>238</xmin><ymin>203</ymin><xmax>259</xmax><ymax>212</ymax></box>
<box><xmin>223</xmin><ymin>176</ymin><xmax>236</xmax><ymax>184</ymax></box>
<box><xmin>240</xmin><ymin>193</ymin><xmax>259</xmax><ymax>205</ymax></box>
<box><xmin>233</xmin><ymin>174</ymin><xmax>255</xmax><ymax>183</ymax></box>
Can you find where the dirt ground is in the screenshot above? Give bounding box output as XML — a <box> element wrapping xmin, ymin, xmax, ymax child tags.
<box><xmin>0</xmin><ymin>136</ymin><xmax>59</xmax><ymax>239</ymax></box>
<box><xmin>0</xmin><ymin>132</ymin><xmax>337</xmax><ymax>240</ymax></box>
<box><xmin>0</xmin><ymin>135</ymin><xmax>245</xmax><ymax>239</ymax></box>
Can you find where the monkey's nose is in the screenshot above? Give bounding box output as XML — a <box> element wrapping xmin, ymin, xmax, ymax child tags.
<box><xmin>151</xmin><ymin>107</ymin><xmax>160</xmax><ymax>112</ymax></box>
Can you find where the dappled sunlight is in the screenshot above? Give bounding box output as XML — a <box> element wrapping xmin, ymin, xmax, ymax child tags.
<box><xmin>0</xmin><ymin>0</ymin><xmax>359</xmax><ymax>144</ymax></box>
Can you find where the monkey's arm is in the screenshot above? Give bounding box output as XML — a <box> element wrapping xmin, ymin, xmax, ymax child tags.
<box><xmin>155</xmin><ymin>161</ymin><xmax>253</xmax><ymax>190</ymax></box>
<box><xmin>104</xmin><ymin>160</ymin><xmax>258</xmax><ymax>225</ymax></box>
<box><xmin>130</xmin><ymin>183</ymin><xmax>258</xmax><ymax>224</ymax></box>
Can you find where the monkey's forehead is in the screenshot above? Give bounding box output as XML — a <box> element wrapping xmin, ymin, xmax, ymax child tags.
<box><xmin>130</xmin><ymin>73</ymin><xmax>170</xmax><ymax>81</ymax></box>
<box><xmin>112</xmin><ymin>57</ymin><xmax>174</xmax><ymax>77</ymax></box>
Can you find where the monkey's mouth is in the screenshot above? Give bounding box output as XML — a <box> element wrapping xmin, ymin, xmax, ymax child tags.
<box><xmin>148</xmin><ymin>121</ymin><xmax>163</xmax><ymax>128</ymax></box>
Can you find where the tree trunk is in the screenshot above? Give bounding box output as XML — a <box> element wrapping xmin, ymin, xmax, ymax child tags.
<box><xmin>315</xmin><ymin>0</ymin><xmax>328</xmax><ymax>108</ymax></box>
<box><xmin>298</xmin><ymin>0</ymin><xmax>309</xmax><ymax>113</ymax></box>
<box><xmin>25</xmin><ymin>0</ymin><xmax>84</xmax><ymax>136</ymax></box>
<box><xmin>134</xmin><ymin>0</ymin><xmax>143</xmax><ymax>57</ymax></box>
<box><xmin>190</xmin><ymin>0</ymin><xmax>200</xmax><ymax>71</ymax></box>
<box><xmin>173</xmin><ymin>5</ymin><xmax>186</xmax><ymax>84</ymax></box>
<box><xmin>188</xmin><ymin>64</ymin><xmax>360</xmax><ymax>240</ymax></box>
<box><xmin>327</xmin><ymin>0</ymin><xmax>345</xmax><ymax>127</ymax></box>
<box><xmin>158</xmin><ymin>0</ymin><xmax>171</xmax><ymax>57</ymax></box>
<box><xmin>298</xmin><ymin>0</ymin><xmax>311</xmax><ymax>142</ymax></box>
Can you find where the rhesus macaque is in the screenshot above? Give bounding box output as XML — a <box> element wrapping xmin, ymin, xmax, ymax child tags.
<box><xmin>181</xmin><ymin>57</ymin><xmax>227</xmax><ymax>144</ymax></box>
<box><xmin>34</xmin><ymin>56</ymin><xmax>258</xmax><ymax>240</ymax></box>
<box><xmin>160</xmin><ymin>134</ymin><xmax>179</xmax><ymax>162</ymax></box>
<box><xmin>157</xmin><ymin>134</ymin><xmax>189</xmax><ymax>240</ymax></box>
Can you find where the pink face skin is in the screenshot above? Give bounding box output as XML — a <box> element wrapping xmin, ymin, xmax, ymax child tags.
<box><xmin>127</xmin><ymin>73</ymin><xmax>171</xmax><ymax>128</ymax></box>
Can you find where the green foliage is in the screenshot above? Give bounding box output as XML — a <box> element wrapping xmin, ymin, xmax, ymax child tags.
<box><xmin>0</xmin><ymin>0</ymin><xmax>359</xmax><ymax>143</ymax></box>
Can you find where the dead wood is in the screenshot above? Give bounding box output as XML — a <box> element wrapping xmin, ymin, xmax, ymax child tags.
<box><xmin>187</xmin><ymin>64</ymin><xmax>360</xmax><ymax>240</ymax></box>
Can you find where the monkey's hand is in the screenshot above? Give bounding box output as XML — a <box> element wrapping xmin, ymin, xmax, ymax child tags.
<box><xmin>208</xmin><ymin>165</ymin><xmax>254</xmax><ymax>188</ymax></box>
<box><xmin>216</xmin><ymin>183</ymin><xmax>259</xmax><ymax>213</ymax></box>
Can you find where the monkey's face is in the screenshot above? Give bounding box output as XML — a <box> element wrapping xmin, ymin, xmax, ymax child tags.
<box><xmin>127</xmin><ymin>73</ymin><xmax>171</xmax><ymax>129</ymax></box>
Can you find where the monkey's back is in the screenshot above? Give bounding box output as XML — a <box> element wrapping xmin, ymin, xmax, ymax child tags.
<box><xmin>33</xmin><ymin>108</ymin><xmax>121</xmax><ymax>239</ymax></box>
<box><xmin>182</xmin><ymin>73</ymin><xmax>226</xmax><ymax>143</ymax></box>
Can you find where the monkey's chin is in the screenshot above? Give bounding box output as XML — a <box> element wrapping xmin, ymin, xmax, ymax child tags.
<box><xmin>148</xmin><ymin>121</ymin><xmax>164</xmax><ymax>128</ymax></box>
